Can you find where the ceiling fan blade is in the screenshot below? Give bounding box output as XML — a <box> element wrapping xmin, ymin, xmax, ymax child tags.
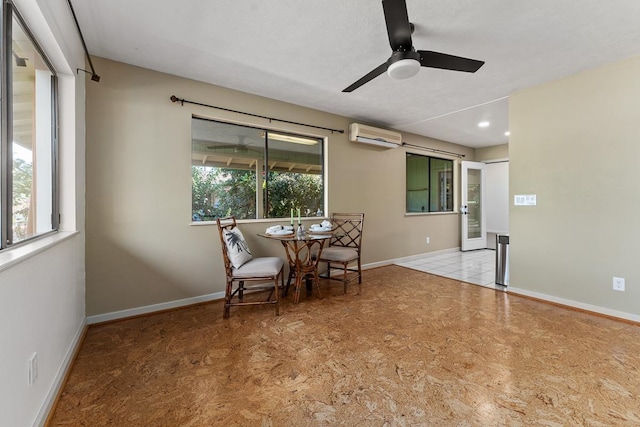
<box><xmin>342</xmin><ymin>62</ymin><xmax>389</xmax><ymax>92</ymax></box>
<box><xmin>382</xmin><ymin>0</ymin><xmax>413</xmax><ymax>51</ymax></box>
<box><xmin>418</xmin><ymin>50</ymin><xmax>485</xmax><ymax>73</ymax></box>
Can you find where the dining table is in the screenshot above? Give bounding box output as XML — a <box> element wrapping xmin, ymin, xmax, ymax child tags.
<box><xmin>258</xmin><ymin>229</ymin><xmax>333</xmax><ymax>304</ymax></box>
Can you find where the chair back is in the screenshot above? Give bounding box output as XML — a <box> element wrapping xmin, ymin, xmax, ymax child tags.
<box><xmin>216</xmin><ymin>216</ymin><xmax>237</xmax><ymax>277</ymax></box>
<box><xmin>329</xmin><ymin>213</ymin><xmax>364</xmax><ymax>252</ymax></box>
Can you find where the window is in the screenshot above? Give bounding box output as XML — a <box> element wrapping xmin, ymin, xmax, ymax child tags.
<box><xmin>406</xmin><ymin>153</ymin><xmax>453</xmax><ymax>213</ymax></box>
<box><xmin>0</xmin><ymin>2</ymin><xmax>59</xmax><ymax>248</ymax></box>
<box><xmin>191</xmin><ymin>118</ymin><xmax>324</xmax><ymax>221</ymax></box>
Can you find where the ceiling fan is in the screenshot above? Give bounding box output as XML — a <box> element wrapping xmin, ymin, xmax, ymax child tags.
<box><xmin>343</xmin><ymin>0</ymin><xmax>485</xmax><ymax>92</ymax></box>
<box><xmin>206</xmin><ymin>136</ymin><xmax>261</xmax><ymax>154</ymax></box>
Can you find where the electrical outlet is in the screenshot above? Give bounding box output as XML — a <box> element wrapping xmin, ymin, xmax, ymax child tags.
<box><xmin>613</xmin><ymin>277</ymin><xmax>625</xmax><ymax>292</ymax></box>
<box><xmin>28</xmin><ymin>353</ymin><xmax>38</xmax><ymax>386</ymax></box>
<box><xmin>426</xmin><ymin>237</ymin><xmax>430</xmax><ymax>245</ymax></box>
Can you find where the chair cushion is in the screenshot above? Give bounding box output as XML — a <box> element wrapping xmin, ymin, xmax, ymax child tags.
<box><xmin>233</xmin><ymin>256</ymin><xmax>284</xmax><ymax>278</ymax></box>
<box><xmin>223</xmin><ymin>227</ymin><xmax>252</xmax><ymax>268</ymax></box>
<box><xmin>320</xmin><ymin>246</ymin><xmax>359</xmax><ymax>263</ymax></box>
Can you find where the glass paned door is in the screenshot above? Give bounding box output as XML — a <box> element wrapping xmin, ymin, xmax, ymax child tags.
<box><xmin>461</xmin><ymin>161</ymin><xmax>486</xmax><ymax>251</ymax></box>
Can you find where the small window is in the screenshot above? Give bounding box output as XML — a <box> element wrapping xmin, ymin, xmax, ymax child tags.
<box><xmin>1</xmin><ymin>3</ymin><xmax>59</xmax><ymax>248</ymax></box>
<box><xmin>191</xmin><ymin>118</ymin><xmax>324</xmax><ymax>221</ymax></box>
<box><xmin>406</xmin><ymin>153</ymin><xmax>453</xmax><ymax>213</ymax></box>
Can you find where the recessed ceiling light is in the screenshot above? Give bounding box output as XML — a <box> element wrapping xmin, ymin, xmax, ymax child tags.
<box><xmin>504</xmin><ymin>131</ymin><xmax>510</xmax><ymax>136</ymax></box>
<box><xmin>478</xmin><ymin>121</ymin><xmax>490</xmax><ymax>128</ymax></box>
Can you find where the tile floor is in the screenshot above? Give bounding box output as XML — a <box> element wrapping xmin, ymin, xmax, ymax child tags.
<box><xmin>395</xmin><ymin>249</ymin><xmax>501</xmax><ymax>289</ymax></box>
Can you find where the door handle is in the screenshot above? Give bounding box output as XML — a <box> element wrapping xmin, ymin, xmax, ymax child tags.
<box><xmin>461</xmin><ymin>205</ymin><xmax>468</xmax><ymax>215</ymax></box>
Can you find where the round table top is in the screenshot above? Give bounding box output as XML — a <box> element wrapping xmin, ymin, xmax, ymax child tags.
<box><xmin>258</xmin><ymin>232</ymin><xmax>332</xmax><ymax>241</ymax></box>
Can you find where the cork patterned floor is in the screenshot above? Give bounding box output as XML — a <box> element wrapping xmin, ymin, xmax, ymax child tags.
<box><xmin>49</xmin><ymin>266</ymin><xmax>640</xmax><ymax>426</ymax></box>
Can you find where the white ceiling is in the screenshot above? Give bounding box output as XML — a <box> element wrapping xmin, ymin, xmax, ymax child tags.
<box><xmin>73</xmin><ymin>0</ymin><xmax>640</xmax><ymax>148</ymax></box>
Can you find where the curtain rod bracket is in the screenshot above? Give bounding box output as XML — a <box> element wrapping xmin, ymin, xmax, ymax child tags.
<box><xmin>68</xmin><ymin>0</ymin><xmax>100</xmax><ymax>82</ymax></box>
<box><xmin>77</xmin><ymin>68</ymin><xmax>100</xmax><ymax>82</ymax></box>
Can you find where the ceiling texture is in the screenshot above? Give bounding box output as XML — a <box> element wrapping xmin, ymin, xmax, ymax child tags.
<box><xmin>73</xmin><ymin>0</ymin><xmax>640</xmax><ymax>148</ymax></box>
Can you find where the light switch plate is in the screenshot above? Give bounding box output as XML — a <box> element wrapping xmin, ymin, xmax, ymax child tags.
<box><xmin>514</xmin><ymin>194</ymin><xmax>537</xmax><ymax>206</ymax></box>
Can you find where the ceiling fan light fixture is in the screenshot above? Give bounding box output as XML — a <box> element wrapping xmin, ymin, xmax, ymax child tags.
<box><xmin>387</xmin><ymin>58</ymin><xmax>420</xmax><ymax>80</ymax></box>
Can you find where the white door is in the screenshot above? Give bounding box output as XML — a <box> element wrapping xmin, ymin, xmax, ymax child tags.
<box><xmin>461</xmin><ymin>161</ymin><xmax>486</xmax><ymax>251</ymax></box>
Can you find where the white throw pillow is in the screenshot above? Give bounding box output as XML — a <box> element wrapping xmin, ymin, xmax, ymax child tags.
<box><xmin>223</xmin><ymin>227</ymin><xmax>252</xmax><ymax>268</ymax></box>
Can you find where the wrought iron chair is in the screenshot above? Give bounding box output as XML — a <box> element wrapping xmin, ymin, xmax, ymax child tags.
<box><xmin>216</xmin><ymin>217</ymin><xmax>284</xmax><ymax>318</ymax></box>
<box><xmin>318</xmin><ymin>213</ymin><xmax>365</xmax><ymax>294</ymax></box>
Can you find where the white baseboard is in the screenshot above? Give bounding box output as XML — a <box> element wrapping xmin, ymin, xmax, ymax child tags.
<box><xmin>35</xmin><ymin>318</ymin><xmax>86</xmax><ymax>427</ymax></box>
<box><xmin>86</xmin><ymin>246</ymin><xmax>638</xmax><ymax>327</ymax></box>
<box><xmin>86</xmin><ymin>291</ymin><xmax>225</xmax><ymax>324</ymax></box>
<box><xmin>87</xmin><ymin>248</ymin><xmax>463</xmax><ymax>324</ymax></box>
<box><xmin>507</xmin><ymin>286</ymin><xmax>640</xmax><ymax>323</ymax></box>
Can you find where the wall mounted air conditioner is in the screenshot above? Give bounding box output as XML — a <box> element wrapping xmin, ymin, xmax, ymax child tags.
<box><xmin>349</xmin><ymin>123</ymin><xmax>402</xmax><ymax>149</ymax></box>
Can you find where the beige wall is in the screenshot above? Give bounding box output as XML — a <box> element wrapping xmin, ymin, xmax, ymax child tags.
<box><xmin>475</xmin><ymin>144</ymin><xmax>508</xmax><ymax>162</ymax></box>
<box><xmin>86</xmin><ymin>58</ymin><xmax>474</xmax><ymax>316</ymax></box>
<box><xmin>510</xmin><ymin>55</ymin><xmax>640</xmax><ymax>317</ymax></box>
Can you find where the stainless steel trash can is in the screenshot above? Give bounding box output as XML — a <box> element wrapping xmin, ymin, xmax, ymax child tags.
<box><xmin>495</xmin><ymin>234</ymin><xmax>509</xmax><ymax>286</ymax></box>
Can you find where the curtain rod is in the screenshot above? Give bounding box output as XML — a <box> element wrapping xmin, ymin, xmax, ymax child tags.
<box><xmin>170</xmin><ymin>95</ymin><xmax>344</xmax><ymax>134</ymax></box>
<box><xmin>67</xmin><ymin>0</ymin><xmax>100</xmax><ymax>82</ymax></box>
<box><xmin>402</xmin><ymin>142</ymin><xmax>466</xmax><ymax>158</ymax></box>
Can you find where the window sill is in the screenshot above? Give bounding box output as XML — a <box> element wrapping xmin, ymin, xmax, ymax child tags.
<box><xmin>190</xmin><ymin>217</ymin><xmax>327</xmax><ymax>226</ymax></box>
<box><xmin>405</xmin><ymin>211</ymin><xmax>459</xmax><ymax>217</ymax></box>
<box><xmin>0</xmin><ymin>231</ymin><xmax>80</xmax><ymax>274</ymax></box>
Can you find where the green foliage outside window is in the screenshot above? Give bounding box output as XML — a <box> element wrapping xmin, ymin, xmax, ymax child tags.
<box><xmin>192</xmin><ymin>167</ymin><xmax>323</xmax><ymax>221</ymax></box>
<box><xmin>12</xmin><ymin>158</ymin><xmax>33</xmax><ymax>240</ymax></box>
<box><xmin>266</xmin><ymin>171</ymin><xmax>323</xmax><ymax>218</ymax></box>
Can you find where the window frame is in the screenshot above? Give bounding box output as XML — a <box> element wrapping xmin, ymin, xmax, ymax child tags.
<box><xmin>0</xmin><ymin>1</ymin><xmax>59</xmax><ymax>249</ymax></box>
<box><xmin>405</xmin><ymin>152</ymin><xmax>456</xmax><ymax>215</ymax></box>
<box><xmin>191</xmin><ymin>117</ymin><xmax>326</xmax><ymax>222</ymax></box>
